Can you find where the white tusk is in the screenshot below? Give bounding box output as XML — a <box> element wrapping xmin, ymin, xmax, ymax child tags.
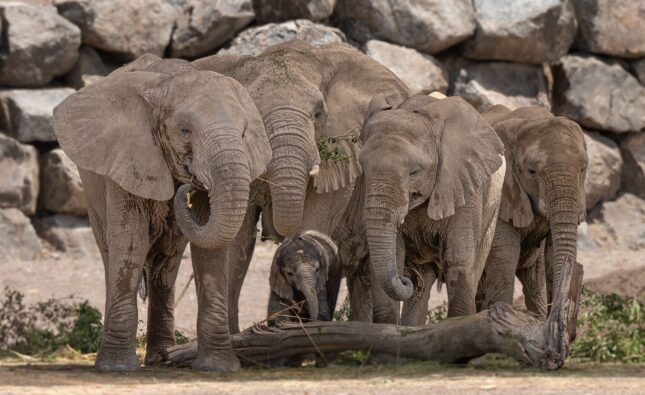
<box><xmin>428</xmin><ymin>91</ymin><xmax>447</xmax><ymax>100</ymax></box>
<box><xmin>309</xmin><ymin>164</ymin><xmax>320</xmax><ymax>177</ymax></box>
<box><xmin>204</xmin><ymin>185</ymin><xmax>209</xmax><ymax>191</ymax></box>
<box><xmin>401</xmin><ymin>218</ymin><xmax>405</xmax><ymax>225</ymax></box>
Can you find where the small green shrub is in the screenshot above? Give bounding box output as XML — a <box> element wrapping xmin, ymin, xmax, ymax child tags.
<box><xmin>318</xmin><ymin>138</ymin><xmax>349</xmax><ymax>162</ymax></box>
<box><xmin>426</xmin><ymin>302</ymin><xmax>448</xmax><ymax>324</ymax></box>
<box><xmin>333</xmin><ymin>296</ymin><xmax>351</xmax><ymax>321</ymax></box>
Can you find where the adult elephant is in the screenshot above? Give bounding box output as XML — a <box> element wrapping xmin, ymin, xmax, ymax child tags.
<box><xmin>53</xmin><ymin>58</ymin><xmax>271</xmax><ymax>372</ymax></box>
<box><xmin>477</xmin><ymin>105</ymin><xmax>587</xmax><ymax>319</ymax></box>
<box><xmin>334</xmin><ymin>94</ymin><xmax>506</xmax><ymax>324</ymax></box>
<box><xmin>192</xmin><ymin>40</ymin><xmax>410</xmax><ymax>332</ymax></box>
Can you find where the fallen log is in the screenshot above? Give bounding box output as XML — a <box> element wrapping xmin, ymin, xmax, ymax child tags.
<box><xmin>164</xmin><ymin>257</ymin><xmax>583</xmax><ymax>370</ymax></box>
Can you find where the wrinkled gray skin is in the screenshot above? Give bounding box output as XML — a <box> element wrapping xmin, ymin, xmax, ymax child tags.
<box><xmin>53</xmin><ymin>56</ymin><xmax>271</xmax><ymax>372</ymax></box>
<box><xmin>192</xmin><ymin>40</ymin><xmax>410</xmax><ymax>332</ymax></box>
<box><xmin>335</xmin><ymin>94</ymin><xmax>506</xmax><ymax>324</ymax></box>
<box><xmin>477</xmin><ymin>105</ymin><xmax>587</xmax><ymax>320</ymax></box>
<box><xmin>267</xmin><ymin>230</ymin><xmax>341</xmax><ymax>323</ymax></box>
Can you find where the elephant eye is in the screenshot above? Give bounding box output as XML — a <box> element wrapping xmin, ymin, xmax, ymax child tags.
<box><xmin>409</xmin><ymin>169</ymin><xmax>421</xmax><ymax>177</ymax></box>
<box><xmin>180</xmin><ymin>126</ymin><xmax>192</xmax><ymax>137</ymax></box>
<box><xmin>527</xmin><ymin>168</ymin><xmax>536</xmax><ymax>176</ymax></box>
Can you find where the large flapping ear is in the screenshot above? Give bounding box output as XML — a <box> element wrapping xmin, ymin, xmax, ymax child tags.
<box><xmin>269</xmin><ymin>239</ymin><xmax>294</xmax><ymax>300</ymax></box>
<box><xmin>297</xmin><ymin>230</ymin><xmax>338</xmax><ymax>293</ymax></box>
<box><xmin>360</xmin><ymin>93</ymin><xmax>394</xmax><ymax>142</ymax></box>
<box><xmin>53</xmin><ymin>71</ymin><xmax>175</xmax><ymax>201</ymax></box>
<box><xmin>225</xmin><ymin>77</ymin><xmax>272</xmax><ymax>180</ymax></box>
<box><xmin>405</xmin><ymin>96</ymin><xmax>505</xmax><ymax>220</ymax></box>
<box><xmin>309</xmin><ymin>44</ymin><xmax>410</xmax><ymax>194</ymax></box>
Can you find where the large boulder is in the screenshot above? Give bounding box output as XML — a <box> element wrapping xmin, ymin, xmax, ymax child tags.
<box><xmin>33</xmin><ymin>215</ymin><xmax>99</xmax><ymax>259</ymax></box>
<box><xmin>571</xmin><ymin>0</ymin><xmax>645</xmax><ymax>59</ymax></box>
<box><xmin>219</xmin><ymin>19</ymin><xmax>346</xmax><ymax>56</ymax></box>
<box><xmin>0</xmin><ymin>88</ymin><xmax>75</xmax><ymax>143</ymax></box>
<box><xmin>553</xmin><ymin>55</ymin><xmax>645</xmax><ymax>133</ymax></box>
<box><xmin>39</xmin><ymin>149</ymin><xmax>87</xmax><ymax>216</ymax></box>
<box><xmin>621</xmin><ymin>133</ymin><xmax>645</xmax><ymax>199</ymax></box>
<box><xmin>63</xmin><ymin>46</ymin><xmax>111</xmax><ymax>89</ymax></box>
<box><xmin>0</xmin><ymin>134</ymin><xmax>39</xmax><ymax>216</ymax></box>
<box><xmin>365</xmin><ymin>40</ymin><xmax>448</xmax><ymax>94</ymax></box>
<box><xmin>333</xmin><ymin>0</ymin><xmax>476</xmax><ymax>54</ymax></box>
<box><xmin>598</xmin><ymin>194</ymin><xmax>645</xmax><ymax>251</ymax></box>
<box><xmin>253</xmin><ymin>0</ymin><xmax>336</xmax><ymax>23</ymax></box>
<box><xmin>170</xmin><ymin>0</ymin><xmax>254</xmax><ymax>58</ymax></box>
<box><xmin>463</xmin><ymin>0</ymin><xmax>577</xmax><ymax>64</ymax></box>
<box><xmin>450</xmin><ymin>61</ymin><xmax>550</xmax><ymax>111</ymax></box>
<box><xmin>0</xmin><ymin>2</ymin><xmax>81</xmax><ymax>87</ymax></box>
<box><xmin>0</xmin><ymin>208</ymin><xmax>41</xmax><ymax>262</ymax></box>
<box><xmin>583</xmin><ymin>132</ymin><xmax>623</xmax><ymax>210</ymax></box>
<box><xmin>55</xmin><ymin>0</ymin><xmax>180</xmax><ymax>60</ymax></box>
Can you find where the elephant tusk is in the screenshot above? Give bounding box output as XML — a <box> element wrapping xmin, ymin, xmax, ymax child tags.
<box><xmin>428</xmin><ymin>91</ymin><xmax>447</xmax><ymax>100</ymax></box>
<box><xmin>185</xmin><ymin>189</ymin><xmax>196</xmax><ymax>209</ymax></box>
<box><xmin>309</xmin><ymin>164</ymin><xmax>320</xmax><ymax>177</ymax></box>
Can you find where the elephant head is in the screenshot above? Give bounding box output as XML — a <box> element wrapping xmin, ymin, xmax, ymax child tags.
<box><xmin>485</xmin><ymin>105</ymin><xmax>587</xmax><ymax>292</ymax></box>
<box><xmin>53</xmin><ymin>60</ymin><xmax>271</xmax><ymax>250</ymax></box>
<box><xmin>359</xmin><ymin>94</ymin><xmax>505</xmax><ymax>301</ymax></box>
<box><xmin>193</xmin><ymin>41</ymin><xmax>409</xmax><ymax>236</ymax></box>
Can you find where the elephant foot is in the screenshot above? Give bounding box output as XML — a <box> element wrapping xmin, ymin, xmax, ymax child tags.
<box><xmin>144</xmin><ymin>347</ymin><xmax>167</xmax><ymax>366</ymax></box>
<box><xmin>95</xmin><ymin>348</ymin><xmax>141</xmax><ymax>373</ymax></box>
<box><xmin>192</xmin><ymin>350</ymin><xmax>241</xmax><ymax>373</ymax></box>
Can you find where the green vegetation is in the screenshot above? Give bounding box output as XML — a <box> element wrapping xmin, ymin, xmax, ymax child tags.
<box><xmin>318</xmin><ymin>138</ymin><xmax>349</xmax><ymax>163</ymax></box>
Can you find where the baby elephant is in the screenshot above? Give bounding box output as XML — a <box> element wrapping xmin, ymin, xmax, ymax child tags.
<box><xmin>268</xmin><ymin>230</ymin><xmax>341</xmax><ymax>323</ymax></box>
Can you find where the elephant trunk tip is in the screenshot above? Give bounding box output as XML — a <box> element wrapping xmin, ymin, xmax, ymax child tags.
<box><xmin>388</xmin><ymin>275</ymin><xmax>414</xmax><ymax>301</ymax></box>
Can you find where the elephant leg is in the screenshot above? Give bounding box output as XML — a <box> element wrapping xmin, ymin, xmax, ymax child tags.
<box><xmin>191</xmin><ymin>244</ymin><xmax>240</xmax><ymax>372</ymax></box>
<box><xmin>348</xmin><ymin>266</ymin><xmax>372</xmax><ymax>322</ymax></box>
<box><xmin>481</xmin><ymin>221</ymin><xmax>521</xmax><ymax>310</ymax></box>
<box><xmin>517</xmin><ymin>244</ymin><xmax>548</xmax><ymax>320</ymax></box>
<box><xmin>401</xmin><ymin>263</ymin><xmax>436</xmax><ymax>326</ymax></box>
<box><xmin>227</xmin><ymin>206</ymin><xmax>260</xmax><ymax>334</ymax></box>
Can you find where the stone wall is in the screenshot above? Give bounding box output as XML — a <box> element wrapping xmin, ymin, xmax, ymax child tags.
<box><xmin>0</xmin><ymin>0</ymin><xmax>643</xmax><ymax>261</ymax></box>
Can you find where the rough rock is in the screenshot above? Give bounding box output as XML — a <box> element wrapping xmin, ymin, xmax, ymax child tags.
<box><xmin>450</xmin><ymin>61</ymin><xmax>550</xmax><ymax>111</ymax></box>
<box><xmin>571</xmin><ymin>0</ymin><xmax>645</xmax><ymax>59</ymax></box>
<box><xmin>632</xmin><ymin>58</ymin><xmax>645</xmax><ymax>85</ymax></box>
<box><xmin>621</xmin><ymin>134</ymin><xmax>645</xmax><ymax>199</ymax></box>
<box><xmin>170</xmin><ymin>0</ymin><xmax>254</xmax><ymax>58</ymax></box>
<box><xmin>64</xmin><ymin>46</ymin><xmax>111</xmax><ymax>89</ymax></box>
<box><xmin>553</xmin><ymin>55</ymin><xmax>645</xmax><ymax>133</ymax></box>
<box><xmin>464</xmin><ymin>0</ymin><xmax>577</xmax><ymax>64</ymax></box>
<box><xmin>55</xmin><ymin>0</ymin><xmax>180</xmax><ymax>60</ymax></box>
<box><xmin>0</xmin><ymin>88</ymin><xmax>75</xmax><ymax>143</ymax></box>
<box><xmin>253</xmin><ymin>0</ymin><xmax>336</xmax><ymax>23</ymax></box>
<box><xmin>599</xmin><ymin>194</ymin><xmax>645</xmax><ymax>251</ymax></box>
<box><xmin>333</xmin><ymin>0</ymin><xmax>476</xmax><ymax>54</ymax></box>
<box><xmin>0</xmin><ymin>2</ymin><xmax>81</xmax><ymax>87</ymax></box>
<box><xmin>219</xmin><ymin>19</ymin><xmax>346</xmax><ymax>56</ymax></box>
<box><xmin>39</xmin><ymin>149</ymin><xmax>87</xmax><ymax>216</ymax></box>
<box><xmin>583</xmin><ymin>132</ymin><xmax>623</xmax><ymax>210</ymax></box>
<box><xmin>33</xmin><ymin>215</ymin><xmax>98</xmax><ymax>258</ymax></box>
<box><xmin>0</xmin><ymin>208</ymin><xmax>41</xmax><ymax>262</ymax></box>
<box><xmin>365</xmin><ymin>40</ymin><xmax>448</xmax><ymax>94</ymax></box>
<box><xmin>0</xmin><ymin>134</ymin><xmax>39</xmax><ymax>216</ymax></box>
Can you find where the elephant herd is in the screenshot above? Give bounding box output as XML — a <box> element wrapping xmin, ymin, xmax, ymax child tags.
<box><xmin>52</xmin><ymin>40</ymin><xmax>588</xmax><ymax>373</ymax></box>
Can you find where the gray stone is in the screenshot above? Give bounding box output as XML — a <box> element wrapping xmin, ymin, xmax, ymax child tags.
<box><xmin>365</xmin><ymin>40</ymin><xmax>448</xmax><ymax>94</ymax></box>
<box><xmin>599</xmin><ymin>194</ymin><xmax>645</xmax><ymax>251</ymax></box>
<box><xmin>553</xmin><ymin>55</ymin><xmax>645</xmax><ymax>133</ymax></box>
<box><xmin>170</xmin><ymin>0</ymin><xmax>254</xmax><ymax>58</ymax></box>
<box><xmin>64</xmin><ymin>46</ymin><xmax>110</xmax><ymax>89</ymax></box>
<box><xmin>0</xmin><ymin>2</ymin><xmax>81</xmax><ymax>87</ymax></box>
<box><xmin>253</xmin><ymin>0</ymin><xmax>336</xmax><ymax>23</ymax></box>
<box><xmin>0</xmin><ymin>134</ymin><xmax>39</xmax><ymax>216</ymax></box>
<box><xmin>55</xmin><ymin>0</ymin><xmax>180</xmax><ymax>60</ymax></box>
<box><xmin>621</xmin><ymin>133</ymin><xmax>645</xmax><ymax>199</ymax></box>
<box><xmin>33</xmin><ymin>215</ymin><xmax>98</xmax><ymax>258</ymax></box>
<box><xmin>451</xmin><ymin>61</ymin><xmax>550</xmax><ymax>111</ymax></box>
<box><xmin>0</xmin><ymin>208</ymin><xmax>41</xmax><ymax>262</ymax></box>
<box><xmin>39</xmin><ymin>149</ymin><xmax>87</xmax><ymax>216</ymax></box>
<box><xmin>219</xmin><ymin>19</ymin><xmax>346</xmax><ymax>56</ymax></box>
<box><xmin>632</xmin><ymin>58</ymin><xmax>645</xmax><ymax>85</ymax></box>
<box><xmin>571</xmin><ymin>0</ymin><xmax>645</xmax><ymax>59</ymax></box>
<box><xmin>333</xmin><ymin>0</ymin><xmax>476</xmax><ymax>54</ymax></box>
<box><xmin>583</xmin><ymin>131</ymin><xmax>623</xmax><ymax>210</ymax></box>
<box><xmin>464</xmin><ymin>0</ymin><xmax>577</xmax><ymax>64</ymax></box>
<box><xmin>0</xmin><ymin>88</ymin><xmax>75</xmax><ymax>143</ymax></box>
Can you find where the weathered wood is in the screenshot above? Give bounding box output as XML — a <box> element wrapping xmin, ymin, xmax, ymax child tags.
<box><xmin>164</xmin><ymin>257</ymin><xmax>583</xmax><ymax>370</ymax></box>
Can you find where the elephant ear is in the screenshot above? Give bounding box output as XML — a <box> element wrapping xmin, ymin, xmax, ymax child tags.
<box><xmin>359</xmin><ymin>94</ymin><xmax>394</xmax><ymax>143</ymax></box>
<box><xmin>227</xmin><ymin>77</ymin><xmax>272</xmax><ymax>179</ymax></box>
<box><xmin>410</xmin><ymin>96</ymin><xmax>505</xmax><ymax>220</ymax></box>
<box><xmin>269</xmin><ymin>239</ymin><xmax>294</xmax><ymax>300</ymax></box>
<box><xmin>53</xmin><ymin>71</ymin><xmax>175</xmax><ymax>201</ymax></box>
<box><xmin>298</xmin><ymin>230</ymin><xmax>338</xmax><ymax>293</ymax></box>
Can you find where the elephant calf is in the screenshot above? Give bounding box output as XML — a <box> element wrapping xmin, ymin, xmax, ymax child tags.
<box><xmin>268</xmin><ymin>230</ymin><xmax>341</xmax><ymax>323</ymax></box>
<box><xmin>478</xmin><ymin>105</ymin><xmax>587</xmax><ymax>319</ymax></box>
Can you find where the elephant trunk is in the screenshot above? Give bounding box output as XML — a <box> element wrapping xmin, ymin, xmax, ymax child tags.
<box><xmin>295</xmin><ymin>267</ymin><xmax>319</xmax><ymax>321</ymax></box>
<box><xmin>174</xmin><ymin>133</ymin><xmax>251</xmax><ymax>250</ymax></box>
<box><xmin>364</xmin><ymin>180</ymin><xmax>413</xmax><ymax>301</ymax></box>
<box><xmin>265</xmin><ymin>109</ymin><xmax>320</xmax><ymax>237</ymax></box>
<box><xmin>544</xmin><ymin>164</ymin><xmax>580</xmax><ymax>292</ymax></box>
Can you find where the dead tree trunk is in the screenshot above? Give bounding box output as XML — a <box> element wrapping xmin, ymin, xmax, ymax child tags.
<box><xmin>164</xmin><ymin>257</ymin><xmax>583</xmax><ymax>370</ymax></box>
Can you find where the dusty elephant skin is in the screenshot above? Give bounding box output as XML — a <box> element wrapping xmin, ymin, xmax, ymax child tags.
<box><xmin>478</xmin><ymin>105</ymin><xmax>587</xmax><ymax>320</ymax></box>
<box><xmin>267</xmin><ymin>230</ymin><xmax>341</xmax><ymax>323</ymax></box>
<box><xmin>334</xmin><ymin>94</ymin><xmax>506</xmax><ymax>324</ymax></box>
<box><xmin>192</xmin><ymin>40</ymin><xmax>410</xmax><ymax>333</ymax></box>
<box><xmin>52</xmin><ymin>56</ymin><xmax>271</xmax><ymax>373</ymax></box>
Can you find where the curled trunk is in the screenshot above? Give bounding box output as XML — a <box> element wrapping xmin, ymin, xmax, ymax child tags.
<box><xmin>296</xmin><ymin>268</ymin><xmax>318</xmax><ymax>321</ymax></box>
